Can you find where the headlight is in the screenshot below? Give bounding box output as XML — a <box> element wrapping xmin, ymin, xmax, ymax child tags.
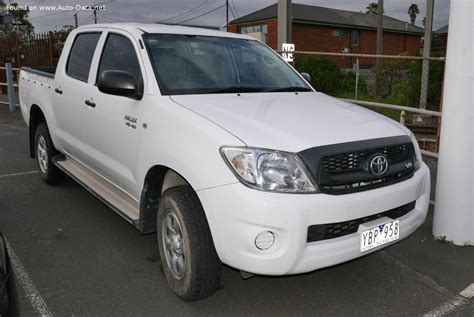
<box><xmin>410</xmin><ymin>133</ymin><xmax>422</xmax><ymax>170</ymax></box>
<box><xmin>221</xmin><ymin>147</ymin><xmax>318</xmax><ymax>193</ymax></box>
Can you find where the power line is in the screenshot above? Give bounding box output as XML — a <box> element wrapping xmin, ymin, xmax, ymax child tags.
<box><xmin>230</xmin><ymin>0</ymin><xmax>239</xmax><ymax>18</ymax></box>
<box><xmin>80</xmin><ymin>14</ymin><xmax>95</xmax><ymax>26</ymax></box>
<box><xmin>174</xmin><ymin>3</ymin><xmax>226</xmax><ymax>25</ymax></box>
<box><xmin>158</xmin><ymin>0</ymin><xmax>215</xmax><ymax>23</ymax></box>
<box><xmin>97</xmin><ymin>11</ymin><xmax>120</xmax><ymax>23</ymax></box>
<box><xmin>229</xmin><ymin>3</ymin><xmax>237</xmax><ymax>19</ymax></box>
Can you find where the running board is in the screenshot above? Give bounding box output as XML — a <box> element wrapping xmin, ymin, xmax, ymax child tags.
<box><xmin>54</xmin><ymin>155</ymin><xmax>140</xmax><ymax>228</ymax></box>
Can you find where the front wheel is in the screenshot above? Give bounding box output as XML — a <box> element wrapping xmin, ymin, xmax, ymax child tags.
<box><xmin>157</xmin><ymin>186</ymin><xmax>222</xmax><ymax>301</ymax></box>
<box><xmin>34</xmin><ymin>123</ymin><xmax>63</xmax><ymax>184</ymax></box>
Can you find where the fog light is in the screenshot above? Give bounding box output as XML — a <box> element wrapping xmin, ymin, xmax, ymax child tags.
<box><xmin>255</xmin><ymin>231</ymin><xmax>275</xmax><ymax>250</ymax></box>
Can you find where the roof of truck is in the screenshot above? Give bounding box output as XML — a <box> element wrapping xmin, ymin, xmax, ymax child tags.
<box><xmin>77</xmin><ymin>23</ymin><xmax>253</xmax><ymax>40</ymax></box>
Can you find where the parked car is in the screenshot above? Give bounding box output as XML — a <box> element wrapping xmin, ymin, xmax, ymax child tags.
<box><xmin>0</xmin><ymin>234</ymin><xmax>10</xmax><ymax>315</ymax></box>
<box><xmin>18</xmin><ymin>23</ymin><xmax>430</xmax><ymax>301</ymax></box>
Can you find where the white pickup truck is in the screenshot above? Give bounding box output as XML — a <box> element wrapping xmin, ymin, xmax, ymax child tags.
<box><xmin>19</xmin><ymin>23</ymin><xmax>430</xmax><ymax>301</ymax></box>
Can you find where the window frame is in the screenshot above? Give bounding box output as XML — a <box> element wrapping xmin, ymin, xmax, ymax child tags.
<box><xmin>95</xmin><ymin>32</ymin><xmax>144</xmax><ymax>87</ymax></box>
<box><xmin>332</xmin><ymin>29</ymin><xmax>346</xmax><ymax>38</ymax></box>
<box><xmin>239</xmin><ymin>24</ymin><xmax>268</xmax><ymax>43</ymax></box>
<box><xmin>65</xmin><ymin>32</ymin><xmax>102</xmax><ymax>83</ymax></box>
<box><xmin>142</xmin><ymin>33</ymin><xmax>311</xmax><ymax>96</ymax></box>
<box><xmin>351</xmin><ymin>29</ymin><xmax>360</xmax><ymax>46</ymax></box>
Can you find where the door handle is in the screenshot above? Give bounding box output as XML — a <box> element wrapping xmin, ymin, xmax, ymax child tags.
<box><xmin>54</xmin><ymin>88</ymin><xmax>63</xmax><ymax>94</ymax></box>
<box><xmin>84</xmin><ymin>100</ymin><xmax>96</xmax><ymax>108</ymax></box>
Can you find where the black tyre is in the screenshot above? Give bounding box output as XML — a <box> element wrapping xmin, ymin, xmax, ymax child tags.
<box><xmin>0</xmin><ymin>235</ymin><xmax>9</xmax><ymax>315</ymax></box>
<box><xmin>34</xmin><ymin>123</ymin><xmax>63</xmax><ymax>184</ymax></box>
<box><xmin>157</xmin><ymin>186</ymin><xmax>222</xmax><ymax>301</ymax></box>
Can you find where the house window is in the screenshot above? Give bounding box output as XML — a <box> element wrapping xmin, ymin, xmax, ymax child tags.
<box><xmin>240</xmin><ymin>24</ymin><xmax>268</xmax><ymax>43</ymax></box>
<box><xmin>332</xmin><ymin>29</ymin><xmax>346</xmax><ymax>37</ymax></box>
<box><xmin>351</xmin><ymin>30</ymin><xmax>360</xmax><ymax>46</ymax></box>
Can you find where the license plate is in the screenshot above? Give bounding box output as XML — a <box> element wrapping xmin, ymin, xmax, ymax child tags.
<box><xmin>360</xmin><ymin>220</ymin><xmax>400</xmax><ymax>252</ymax></box>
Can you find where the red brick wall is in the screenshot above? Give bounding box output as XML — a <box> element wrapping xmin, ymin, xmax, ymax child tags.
<box><xmin>229</xmin><ymin>19</ymin><xmax>423</xmax><ymax>68</ymax></box>
<box><xmin>352</xmin><ymin>30</ymin><xmax>422</xmax><ymax>66</ymax></box>
<box><xmin>292</xmin><ymin>23</ymin><xmax>352</xmax><ymax>67</ymax></box>
<box><xmin>227</xmin><ymin>25</ymin><xmax>238</xmax><ymax>33</ymax></box>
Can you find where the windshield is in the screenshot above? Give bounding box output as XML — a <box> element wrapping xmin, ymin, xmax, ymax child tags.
<box><xmin>143</xmin><ymin>34</ymin><xmax>311</xmax><ymax>95</ymax></box>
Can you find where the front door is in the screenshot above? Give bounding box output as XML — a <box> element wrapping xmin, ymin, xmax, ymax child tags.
<box><xmin>84</xmin><ymin>32</ymin><xmax>145</xmax><ymax>198</ymax></box>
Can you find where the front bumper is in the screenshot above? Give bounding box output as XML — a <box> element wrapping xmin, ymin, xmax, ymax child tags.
<box><xmin>197</xmin><ymin>163</ymin><xmax>430</xmax><ymax>275</ymax></box>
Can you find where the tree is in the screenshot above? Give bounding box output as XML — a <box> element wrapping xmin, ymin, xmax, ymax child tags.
<box><xmin>408</xmin><ymin>3</ymin><xmax>420</xmax><ymax>25</ymax></box>
<box><xmin>0</xmin><ymin>1</ymin><xmax>34</xmax><ymax>36</ymax></box>
<box><xmin>366</xmin><ymin>2</ymin><xmax>379</xmax><ymax>14</ymax></box>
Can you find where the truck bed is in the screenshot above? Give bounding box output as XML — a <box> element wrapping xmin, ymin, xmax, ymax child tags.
<box><xmin>21</xmin><ymin>67</ymin><xmax>56</xmax><ymax>78</ymax></box>
<box><xmin>19</xmin><ymin>67</ymin><xmax>56</xmax><ymax>127</ymax></box>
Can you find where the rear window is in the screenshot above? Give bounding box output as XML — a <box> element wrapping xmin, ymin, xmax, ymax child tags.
<box><xmin>66</xmin><ymin>33</ymin><xmax>101</xmax><ymax>82</ymax></box>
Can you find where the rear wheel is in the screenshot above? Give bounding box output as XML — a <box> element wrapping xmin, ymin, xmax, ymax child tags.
<box><xmin>157</xmin><ymin>186</ymin><xmax>222</xmax><ymax>301</ymax></box>
<box><xmin>35</xmin><ymin>123</ymin><xmax>63</xmax><ymax>184</ymax></box>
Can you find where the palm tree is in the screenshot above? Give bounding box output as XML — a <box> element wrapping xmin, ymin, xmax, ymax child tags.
<box><xmin>408</xmin><ymin>4</ymin><xmax>420</xmax><ymax>24</ymax></box>
<box><xmin>366</xmin><ymin>2</ymin><xmax>379</xmax><ymax>14</ymax></box>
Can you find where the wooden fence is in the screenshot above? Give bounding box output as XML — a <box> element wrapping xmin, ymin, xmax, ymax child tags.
<box><xmin>0</xmin><ymin>32</ymin><xmax>67</xmax><ymax>93</ymax></box>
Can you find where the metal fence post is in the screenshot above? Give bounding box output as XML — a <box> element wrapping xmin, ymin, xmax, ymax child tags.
<box><xmin>355</xmin><ymin>58</ymin><xmax>359</xmax><ymax>100</ymax></box>
<box><xmin>5</xmin><ymin>63</ymin><xmax>16</xmax><ymax>112</ymax></box>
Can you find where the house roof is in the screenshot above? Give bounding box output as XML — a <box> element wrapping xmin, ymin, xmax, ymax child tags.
<box><xmin>435</xmin><ymin>24</ymin><xmax>448</xmax><ymax>34</ymax></box>
<box><xmin>230</xmin><ymin>3</ymin><xmax>425</xmax><ymax>35</ymax></box>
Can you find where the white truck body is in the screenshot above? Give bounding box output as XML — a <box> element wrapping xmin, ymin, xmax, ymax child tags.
<box><xmin>19</xmin><ymin>23</ymin><xmax>430</xmax><ymax>299</ymax></box>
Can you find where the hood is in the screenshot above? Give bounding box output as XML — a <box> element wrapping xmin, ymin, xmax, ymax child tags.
<box><xmin>171</xmin><ymin>92</ymin><xmax>407</xmax><ymax>153</ymax></box>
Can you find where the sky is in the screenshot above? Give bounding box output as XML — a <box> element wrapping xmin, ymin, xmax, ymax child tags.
<box><xmin>7</xmin><ymin>0</ymin><xmax>450</xmax><ymax>33</ymax></box>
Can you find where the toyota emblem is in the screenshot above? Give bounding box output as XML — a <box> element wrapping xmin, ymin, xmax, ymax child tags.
<box><xmin>369</xmin><ymin>155</ymin><xmax>388</xmax><ymax>176</ymax></box>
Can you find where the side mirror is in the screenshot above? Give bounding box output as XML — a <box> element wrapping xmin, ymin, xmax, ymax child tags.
<box><xmin>98</xmin><ymin>70</ymin><xmax>143</xmax><ymax>100</ymax></box>
<box><xmin>301</xmin><ymin>72</ymin><xmax>311</xmax><ymax>83</ymax></box>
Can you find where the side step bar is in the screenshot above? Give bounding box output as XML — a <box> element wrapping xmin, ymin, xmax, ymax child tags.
<box><xmin>54</xmin><ymin>155</ymin><xmax>140</xmax><ymax>228</ymax></box>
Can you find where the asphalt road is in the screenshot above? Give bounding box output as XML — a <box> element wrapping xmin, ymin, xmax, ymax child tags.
<box><xmin>0</xmin><ymin>104</ymin><xmax>472</xmax><ymax>316</ymax></box>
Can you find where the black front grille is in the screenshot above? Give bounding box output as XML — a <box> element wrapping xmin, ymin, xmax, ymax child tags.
<box><xmin>306</xmin><ymin>201</ymin><xmax>416</xmax><ymax>243</ymax></box>
<box><xmin>322</xmin><ymin>144</ymin><xmax>411</xmax><ymax>172</ymax></box>
<box><xmin>319</xmin><ymin>170</ymin><xmax>414</xmax><ymax>195</ymax></box>
<box><xmin>298</xmin><ymin>136</ymin><xmax>417</xmax><ymax>195</ymax></box>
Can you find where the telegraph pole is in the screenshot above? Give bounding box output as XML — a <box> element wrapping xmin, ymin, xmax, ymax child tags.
<box><xmin>277</xmin><ymin>0</ymin><xmax>292</xmax><ymax>50</ymax></box>
<box><xmin>74</xmin><ymin>13</ymin><xmax>78</xmax><ymax>28</ymax></box>
<box><xmin>226</xmin><ymin>0</ymin><xmax>229</xmax><ymax>31</ymax></box>
<box><xmin>419</xmin><ymin>0</ymin><xmax>434</xmax><ymax>109</ymax></box>
<box><xmin>94</xmin><ymin>8</ymin><xmax>97</xmax><ymax>24</ymax></box>
<box><xmin>376</xmin><ymin>0</ymin><xmax>384</xmax><ymax>70</ymax></box>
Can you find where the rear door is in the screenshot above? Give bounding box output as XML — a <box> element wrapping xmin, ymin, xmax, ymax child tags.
<box><xmin>53</xmin><ymin>32</ymin><xmax>102</xmax><ymax>161</ymax></box>
<box><xmin>84</xmin><ymin>31</ymin><xmax>145</xmax><ymax>197</ymax></box>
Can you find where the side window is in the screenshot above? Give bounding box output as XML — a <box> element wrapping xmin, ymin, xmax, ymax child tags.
<box><xmin>351</xmin><ymin>30</ymin><xmax>360</xmax><ymax>46</ymax></box>
<box><xmin>66</xmin><ymin>33</ymin><xmax>101</xmax><ymax>82</ymax></box>
<box><xmin>97</xmin><ymin>34</ymin><xmax>142</xmax><ymax>85</ymax></box>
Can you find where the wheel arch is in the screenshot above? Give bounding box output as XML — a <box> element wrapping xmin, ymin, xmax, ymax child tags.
<box><xmin>29</xmin><ymin>104</ymin><xmax>46</xmax><ymax>158</ymax></box>
<box><xmin>139</xmin><ymin>165</ymin><xmax>191</xmax><ymax>234</ymax></box>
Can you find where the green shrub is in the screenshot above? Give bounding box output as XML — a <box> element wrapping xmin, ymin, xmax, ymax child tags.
<box><xmin>295</xmin><ymin>55</ymin><xmax>367</xmax><ymax>98</ymax></box>
<box><xmin>295</xmin><ymin>55</ymin><xmax>344</xmax><ymax>95</ymax></box>
<box><xmin>374</xmin><ymin>54</ymin><xmax>409</xmax><ymax>98</ymax></box>
<box><xmin>406</xmin><ymin>52</ymin><xmax>445</xmax><ymax>111</ymax></box>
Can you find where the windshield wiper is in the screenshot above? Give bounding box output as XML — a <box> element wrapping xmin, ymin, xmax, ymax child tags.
<box><xmin>208</xmin><ymin>86</ymin><xmax>265</xmax><ymax>94</ymax></box>
<box><xmin>263</xmin><ymin>87</ymin><xmax>313</xmax><ymax>92</ymax></box>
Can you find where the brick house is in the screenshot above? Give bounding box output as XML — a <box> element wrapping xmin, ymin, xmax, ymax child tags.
<box><xmin>433</xmin><ymin>25</ymin><xmax>448</xmax><ymax>52</ymax></box>
<box><xmin>228</xmin><ymin>3</ymin><xmax>424</xmax><ymax>68</ymax></box>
